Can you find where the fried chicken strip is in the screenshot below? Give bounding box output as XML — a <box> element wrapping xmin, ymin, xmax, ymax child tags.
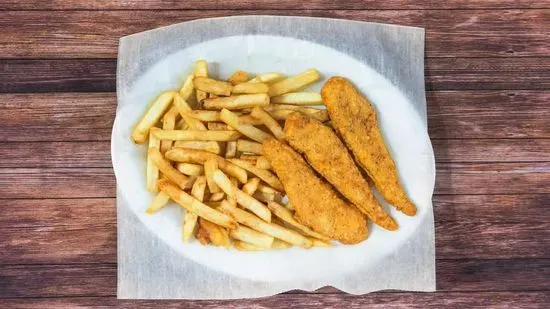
<box><xmin>263</xmin><ymin>138</ymin><xmax>368</xmax><ymax>244</ymax></box>
<box><xmin>321</xmin><ymin>77</ymin><xmax>417</xmax><ymax>216</ymax></box>
<box><xmin>284</xmin><ymin>112</ymin><xmax>398</xmax><ymax>230</ymax></box>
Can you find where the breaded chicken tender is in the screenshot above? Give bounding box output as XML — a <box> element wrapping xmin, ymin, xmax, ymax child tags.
<box><xmin>263</xmin><ymin>138</ymin><xmax>368</xmax><ymax>244</ymax></box>
<box><xmin>284</xmin><ymin>112</ymin><xmax>398</xmax><ymax>230</ymax></box>
<box><xmin>321</xmin><ymin>77</ymin><xmax>417</xmax><ymax>216</ymax></box>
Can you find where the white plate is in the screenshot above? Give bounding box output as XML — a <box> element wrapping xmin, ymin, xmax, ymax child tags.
<box><xmin>112</xmin><ymin>35</ymin><xmax>435</xmax><ymax>282</ymax></box>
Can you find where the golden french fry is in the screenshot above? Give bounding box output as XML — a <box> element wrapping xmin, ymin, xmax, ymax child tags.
<box><xmin>194</xmin><ymin>60</ymin><xmax>208</xmax><ymax>104</ymax></box>
<box><xmin>267</xmin><ymin>201</ymin><xmax>331</xmax><ymax>242</ymax></box>
<box><xmin>158</xmin><ymin>180</ymin><xmax>237</xmax><ymax>229</ymax></box>
<box><xmin>160</xmin><ymin>106</ymin><xmax>179</xmax><ymax>153</ymax></box>
<box><xmin>173</xmin><ymin>140</ymin><xmax>221</xmax><ymax>154</ymax></box>
<box><xmin>250</xmin><ymin>107</ymin><xmax>284</xmax><ymax>140</ymax></box>
<box><xmin>182</xmin><ymin>176</ymin><xmax>206</xmax><ymax>242</ymax></box>
<box><xmin>187</xmin><ymin>110</ymin><xmax>221</xmax><ymax>122</ymax></box>
<box><xmin>176</xmin><ymin>118</ymin><xmax>189</xmax><ymax>130</ymax></box>
<box><xmin>131</xmin><ymin>91</ymin><xmax>176</xmax><ymax>143</ymax></box>
<box><xmin>233</xmin><ymin>239</ymin><xmax>264</xmax><ymax>251</ymax></box>
<box><xmin>238</xmin><ymin>154</ymin><xmax>260</xmax><ymax>164</ymax></box>
<box><xmin>213</xmin><ymin>170</ymin><xmax>271</xmax><ymax>222</ymax></box>
<box><xmin>146</xmin><ymin>191</ymin><xmax>170</xmax><ymax>214</ymax></box>
<box><xmin>165</xmin><ymin>149</ymin><xmax>247</xmax><ymax>183</ymax></box>
<box><xmin>228</xmin><ymin>70</ymin><xmax>249</xmax><ymax>85</ymax></box>
<box><xmin>173</xmin><ymin>93</ymin><xmax>207</xmax><ymax>130</ymax></box>
<box><xmin>238</xmin><ymin>115</ymin><xmax>264</xmax><ymax>126</ymax></box>
<box><xmin>207</xmin><ymin>122</ymin><xmax>234</xmax><ymax>131</ymax></box>
<box><xmin>230</xmin><ymin>225</ymin><xmax>274</xmax><ymax>248</ymax></box>
<box><xmin>179</xmin><ymin>73</ymin><xmax>195</xmax><ymax>100</ymax></box>
<box><xmin>225</xmin><ymin>141</ymin><xmax>237</xmax><ymax>158</ymax></box>
<box><xmin>271</xmin><ymin>239</ymin><xmax>293</xmax><ymax>250</ymax></box>
<box><xmin>248</xmin><ymin>72</ymin><xmax>285</xmax><ymax>84</ymax></box>
<box><xmin>219</xmin><ymin>200</ymin><xmax>312</xmax><ymax>248</ymax></box>
<box><xmin>176</xmin><ymin>162</ymin><xmax>204</xmax><ymax>176</ymax></box>
<box><xmin>242</xmin><ymin>177</ymin><xmax>260</xmax><ymax>195</ymax></box>
<box><xmin>220</xmin><ymin>109</ymin><xmax>272</xmax><ymax>143</ymax></box>
<box><xmin>204</xmin><ymin>159</ymin><xmax>221</xmax><ymax>193</ymax></box>
<box><xmin>268</xmin><ymin>69</ymin><xmax>320</xmax><ymax>97</ymax></box>
<box><xmin>198</xmin><ymin>217</ymin><xmax>231</xmax><ymax>248</ymax></box>
<box><xmin>193</xmin><ymin>77</ymin><xmax>233</xmax><ymax>96</ymax></box>
<box><xmin>209</xmin><ymin>192</ymin><xmax>225</xmax><ymax>202</ymax></box>
<box><xmin>146</xmin><ymin>128</ymin><xmax>161</xmax><ymax>192</ymax></box>
<box><xmin>204</xmin><ymin>94</ymin><xmax>270</xmax><ymax>110</ymax></box>
<box><xmin>232</xmin><ymin>83</ymin><xmax>269</xmax><ymax>94</ymax></box>
<box><xmin>149</xmin><ymin>147</ymin><xmax>194</xmax><ymax>190</ymax></box>
<box><xmin>257</xmin><ymin>183</ymin><xmax>280</xmax><ymax>194</ymax></box>
<box><xmin>153</xmin><ymin>129</ymin><xmax>240</xmax><ymax>141</ymax></box>
<box><xmin>255</xmin><ymin>156</ymin><xmax>271</xmax><ymax>170</ymax></box>
<box><xmin>253</xmin><ymin>191</ymin><xmax>275</xmax><ymax>203</ymax></box>
<box><xmin>228</xmin><ymin>158</ymin><xmax>284</xmax><ymax>192</ymax></box>
<box><xmin>309</xmin><ymin>238</ymin><xmax>332</xmax><ymax>248</ymax></box>
<box><xmin>236</xmin><ymin>139</ymin><xmax>263</xmax><ymax>154</ymax></box>
<box><xmin>271</xmin><ymin>92</ymin><xmax>323</xmax><ymax>105</ymax></box>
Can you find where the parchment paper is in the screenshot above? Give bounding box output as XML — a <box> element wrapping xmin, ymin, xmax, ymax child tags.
<box><xmin>115</xmin><ymin>15</ymin><xmax>435</xmax><ymax>299</ymax></box>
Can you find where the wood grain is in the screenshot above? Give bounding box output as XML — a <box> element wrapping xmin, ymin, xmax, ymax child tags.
<box><xmin>1</xmin><ymin>260</ymin><xmax>549</xmax><ymax>298</ymax></box>
<box><xmin>1</xmin><ymin>10</ymin><xmax>549</xmax><ymax>58</ymax></box>
<box><xmin>2</xmin><ymin>91</ymin><xmax>549</xmax><ymax>142</ymax></box>
<box><xmin>4</xmin><ymin>58</ymin><xmax>550</xmax><ymax>93</ymax></box>
<box><xmin>1</xmin><ymin>292</ymin><xmax>549</xmax><ymax>309</ymax></box>
<box><xmin>2</xmin><ymin>0</ymin><xmax>549</xmax><ymax>10</ymax></box>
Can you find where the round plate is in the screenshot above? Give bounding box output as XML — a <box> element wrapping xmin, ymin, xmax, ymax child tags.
<box><xmin>111</xmin><ymin>35</ymin><xmax>435</xmax><ymax>282</ymax></box>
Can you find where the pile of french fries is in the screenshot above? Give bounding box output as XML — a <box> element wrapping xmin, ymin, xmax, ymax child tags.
<box><xmin>131</xmin><ymin>60</ymin><xmax>331</xmax><ymax>250</ymax></box>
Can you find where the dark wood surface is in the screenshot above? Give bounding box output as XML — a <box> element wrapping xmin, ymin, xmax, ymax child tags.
<box><xmin>1</xmin><ymin>1</ymin><xmax>549</xmax><ymax>308</ymax></box>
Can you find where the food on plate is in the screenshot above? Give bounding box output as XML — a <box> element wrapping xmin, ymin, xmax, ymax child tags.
<box><xmin>146</xmin><ymin>191</ymin><xmax>170</xmax><ymax>214</ymax></box>
<box><xmin>284</xmin><ymin>112</ymin><xmax>398</xmax><ymax>231</ymax></box>
<box><xmin>248</xmin><ymin>72</ymin><xmax>285</xmax><ymax>84</ymax></box>
<box><xmin>204</xmin><ymin>159</ymin><xmax>221</xmax><ymax>193</ymax></box>
<box><xmin>193</xmin><ymin>77</ymin><xmax>233</xmax><ymax>96</ymax></box>
<box><xmin>131</xmin><ymin>91</ymin><xmax>176</xmax><ymax>143</ymax></box>
<box><xmin>197</xmin><ymin>217</ymin><xmax>231</xmax><ymax>248</ymax></box>
<box><xmin>176</xmin><ymin>163</ymin><xmax>204</xmax><ymax>176</ymax></box>
<box><xmin>160</xmin><ymin>106</ymin><xmax>179</xmax><ymax>153</ymax></box>
<box><xmin>182</xmin><ymin>176</ymin><xmax>206</xmax><ymax>242</ymax></box>
<box><xmin>321</xmin><ymin>77</ymin><xmax>417</xmax><ymax>216</ymax></box>
<box><xmin>149</xmin><ymin>147</ymin><xmax>194</xmax><ymax>190</ymax></box>
<box><xmin>229</xmin><ymin>225</ymin><xmax>274</xmax><ymax>249</ymax></box>
<box><xmin>232</xmin><ymin>82</ymin><xmax>269</xmax><ymax>94</ymax></box>
<box><xmin>236</xmin><ymin>139</ymin><xmax>263</xmax><ymax>154</ymax></box>
<box><xmin>204</xmin><ymin>93</ymin><xmax>270</xmax><ymax>110</ymax></box>
<box><xmin>220</xmin><ymin>109</ymin><xmax>272</xmax><ymax>143</ymax></box>
<box><xmin>271</xmin><ymin>92</ymin><xmax>323</xmax><ymax>105</ymax></box>
<box><xmin>153</xmin><ymin>129</ymin><xmax>240</xmax><ymax>141</ymax></box>
<box><xmin>194</xmin><ymin>60</ymin><xmax>209</xmax><ymax>103</ymax></box>
<box><xmin>250</xmin><ymin>106</ymin><xmax>285</xmax><ymax>140</ymax></box>
<box><xmin>263</xmin><ymin>138</ymin><xmax>368</xmax><ymax>244</ymax></box>
<box><xmin>267</xmin><ymin>69</ymin><xmax>320</xmax><ymax>97</ymax></box>
<box><xmin>173</xmin><ymin>140</ymin><xmax>221</xmax><ymax>154</ymax></box>
<box><xmin>228</xmin><ymin>70</ymin><xmax>249</xmax><ymax>85</ymax></box>
<box><xmin>146</xmin><ymin>128</ymin><xmax>161</xmax><ymax>192</ymax></box>
<box><xmin>228</xmin><ymin>158</ymin><xmax>283</xmax><ymax>191</ymax></box>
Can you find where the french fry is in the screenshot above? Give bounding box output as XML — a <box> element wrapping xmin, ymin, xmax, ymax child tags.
<box><xmin>233</xmin><ymin>239</ymin><xmax>263</xmax><ymax>251</ymax></box>
<box><xmin>253</xmin><ymin>191</ymin><xmax>275</xmax><ymax>203</ymax></box>
<box><xmin>187</xmin><ymin>110</ymin><xmax>222</xmax><ymax>122</ymax></box>
<box><xmin>149</xmin><ymin>147</ymin><xmax>194</xmax><ymax>190</ymax></box>
<box><xmin>207</xmin><ymin>122</ymin><xmax>234</xmax><ymax>131</ymax></box>
<box><xmin>225</xmin><ymin>141</ymin><xmax>237</xmax><ymax>158</ymax></box>
<box><xmin>230</xmin><ymin>225</ymin><xmax>274</xmax><ymax>248</ymax></box>
<box><xmin>165</xmin><ymin>149</ymin><xmax>247</xmax><ymax>183</ymax></box>
<box><xmin>219</xmin><ymin>200</ymin><xmax>312</xmax><ymax>248</ymax></box>
<box><xmin>255</xmin><ymin>156</ymin><xmax>271</xmax><ymax>170</ymax></box>
<box><xmin>158</xmin><ymin>180</ymin><xmax>237</xmax><ymax>229</ymax></box>
<box><xmin>228</xmin><ymin>158</ymin><xmax>284</xmax><ymax>192</ymax></box>
<box><xmin>146</xmin><ymin>191</ymin><xmax>170</xmax><ymax>214</ymax></box>
<box><xmin>153</xmin><ymin>129</ymin><xmax>240</xmax><ymax>141</ymax></box>
<box><xmin>160</xmin><ymin>106</ymin><xmax>179</xmax><ymax>153</ymax></box>
<box><xmin>242</xmin><ymin>177</ymin><xmax>260</xmax><ymax>195</ymax></box>
<box><xmin>213</xmin><ymin>170</ymin><xmax>271</xmax><ymax>222</ymax></box>
<box><xmin>236</xmin><ymin>139</ymin><xmax>263</xmax><ymax>154</ymax></box>
<box><xmin>271</xmin><ymin>92</ymin><xmax>323</xmax><ymax>105</ymax></box>
<box><xmin>309</xmin><ymin>238</ymin><xmax>332</xmax><ymax>248</ymax></box>
<box><xmin>248</xmin><ymin>72</ymin><xmax>285</xmax><ymax>84</ymax></box>
<box><xmin>176</xmin><ymin>118</ymin><xmax>189</xmax><ymax>130</ymax></box>
<box><xmin>198</xmin><ymin>217</ymin><xmax>231</xmax><ymax>248</ymax></box>
<box><xmin>285</xmin><ymin>201</ymin><xmax>295</xmax><ymax>211</ymax></box>
<box><xmin>232</xmin><ymin>83</ymin><xmax>269</xmax><ymax>94</ymax></box>
<box><xmin>182</xmin><ymin>176</ymin><xmax>206</xmax><ymax>242</ymax></box>
<box><xmin>179</xmin><ymin>73</ymin><xmax>195</xmax><ymax>100</ymax></box>
<box><xmin>238</xmin><ymin>115</ymin><xmax>264</xmax><ymax>126</ymax></box>
<box><xmin>257</xmin><ymin>183</ymin><xmax>280</xmax><ymax>194</ymax></box>
<box><xmin>176</xmin><ymin>162</ymin><xmax>204</xmax><ymax>176</ymax></box>
<box><xmin>173</xmin><ymin>140</ymin><xmax>221</xmax><ymax>154</ymax></box>
<box><xmin>193</xmin><ymin>77</ymin><xmax>233</xmax><ymax>96</ymax></box>
<box><xmin>146</xmin><ymin>128</ymin><xmax>161</xmax><ymax>192</ymax></box>
<box><xmin>271</xmin><ymin>239</ymin><xmax>293</xmax><ymax>250</ymax></box>
<box><xmin>131</xmin><ymin>91</ymin><xmax>176</xmax><ymax>143</ymax></box>
<box><xmin>173</xmin><ymin>93</ymin><xmax>207</xmax><ymax>130</ymax></box>
<box><xmin>209</xmin><ymin>192</ymin><xmax>225</xmax><ymax>202</ymax></box>
<box><xmin>220</xmin><ymin>109</ymin><xmax>272</xmax><ymax>143</ymax></box>
<box><xmin>204</xmin><ymin>159</ymin><xmax>221</xmax><ymax>193</ymax></box>
<box><xmin>250</xmin><ymin>107</ymin><xmax>284</xmax><ymax>140</ymax></box>
<box><xmin>268</xmin><ymin>69</ymin><xmax>321</xmax><ymax>97</ymax></box>
<box><xmin>228</xmin><ymin>70</ymin><xmax>249</xmax><ymax>85</ymax></box>
<box><xmin>194</xmin><ymin>60</ymin><xmax>208</xmax><ymax>104</ymax></box>
<box><xmin>204</xmin><ymin>94</ymin><xmax>270</xmax><ymax>110</ymax></box>
<box><xmin>267</xmin><ymin>201</ymin><xmax>331</xmax><ymax>242</ymax></box>
<box><xmin>238</xmin><ymin>154</ymin><xmax>260</xmax><ymax>164</ymax></box>
<box><xmin>196</xmin><ymin>225</ymin><xmax>210</xmax><ymax>245</ymax></box>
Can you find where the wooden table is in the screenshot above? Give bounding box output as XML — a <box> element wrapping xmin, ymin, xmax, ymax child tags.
<box><xmin>1</xmin><ymin>1</ymin><xmax>549</xmax><ymax>308</ymax></box>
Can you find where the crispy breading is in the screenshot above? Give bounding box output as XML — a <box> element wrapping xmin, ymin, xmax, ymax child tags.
<box><xmin>284</xmin><ymin>112</ymin><xmax>398</xmax><ymax>230</ymax></box>
<box><xmin>321</xmin><ymin>77</ymin><xmax>417</xmax><ymax>216</ymax></box>
<box><xmin>263</xmin><ymin>138</ymin><xmax>368</xmax><ymax>244</ymax></box>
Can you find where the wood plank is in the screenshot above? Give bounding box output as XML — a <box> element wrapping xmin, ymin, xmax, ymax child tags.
<box><xmin>4</xmin><ymin>58</ymin><xmax>550</xmax><ymax>93</ymax></box>
<box><xmin>2</xmin><ymin>0</ymin><xmax>548</xmax><ymax>10</ymax></box>
<box><xmin>1</xmin><ymin>260</ymin><xmax>548</xmax><ymax>297</ymax></box>
<box><xmin>2</xmin><ymin>91</ymin><xmax>549</xmax><ymax>142</ymax></box>
<box><xmin>1</xmin><ymin>292</ymin><xmax>549</xmax><ymax>309</ymax></box>
<box><xmin>1</xmin><ymin>10</ymin><xmax>548</xmax><ymax>58</ymax></box>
